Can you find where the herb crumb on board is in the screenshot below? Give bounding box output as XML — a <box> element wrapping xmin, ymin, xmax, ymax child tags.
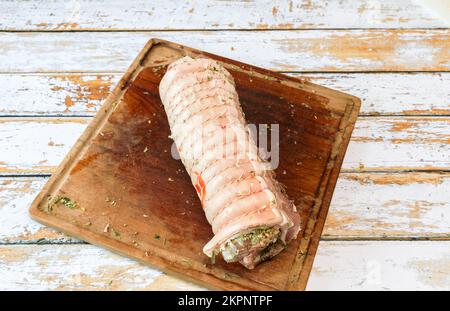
<box><xmin>111</xmin><ymin>228</ymin><xmax>121</xmax><ymax>238</ymax></box>
<box><xmin>44</xmin><ymin>195</ymin><xmax>79</xmax><ymax>213</ymax></box>
<box><xmin>105</xmin><ymin>197</ymin><xmax>117</xmax><ymax>206</ymax></box>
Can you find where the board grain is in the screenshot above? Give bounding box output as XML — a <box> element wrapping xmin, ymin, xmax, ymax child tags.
<box><xmin>29</xmin><ymin>39</ymin><xmax>360</xmax><ymax>290</ymax></box>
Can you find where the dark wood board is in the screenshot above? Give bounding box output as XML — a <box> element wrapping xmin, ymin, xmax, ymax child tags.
<box><xmin>29</xmin><ymin>39</ymin><xmax>360</xmax><ymax>290</ymax></box>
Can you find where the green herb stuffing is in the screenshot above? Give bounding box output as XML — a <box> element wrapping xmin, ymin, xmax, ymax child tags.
<box><xmin>218</xmin><ymin>227</ymin><xmax>281</xmax><ymax>263</ymax></box>
<box><xmin>239</xmin><ymin>227</ymin><xmax>278</xmax><ymax>245</ymax></box>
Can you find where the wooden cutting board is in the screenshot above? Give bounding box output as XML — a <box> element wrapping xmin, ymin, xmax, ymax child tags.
<box><xmin>29</xmin><ymin>39</ymin><xmax>360</xmax><ymax>291</ymax></box>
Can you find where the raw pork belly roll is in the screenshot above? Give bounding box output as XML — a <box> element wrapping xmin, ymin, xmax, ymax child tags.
<box><xmin>159</xmin><ymin>56</ymin><xmax>301</xmax><ymax>269</ymax></box>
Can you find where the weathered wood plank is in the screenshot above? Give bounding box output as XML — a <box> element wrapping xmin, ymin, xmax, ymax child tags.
<box><xmin>0</xmin><ymin>177</ymin><xmax>76</xmax><ymax>243</ymax></box>
<box><xmin>0</xmin><ymin>0</ymin><xmax>445</xmax><ymax>31</ymax></box>
<box><xmin>298</xmin><ymin>73</ymin><xmax>450</xmax><ymax>116</ymax></box>
<box><xmin>0</xmin><ymin>242</ymin><xmax>448</xmax><ymax>290</ymax></box>
<box><xmin>0</xmin><ymin>244</ymin><xmax>204</xmax><ymax>290</ymax></box>
<box><xmin>1</xmin><ymin>73</ymin><xmax>449</xmax><ymax>116</ymax></box>
<box><xmin>307</xmin><ymin>241</ymin><xmax>450</xmax><ymax>290</ymax></box>
<box><xmin>0</xmin><ymin>117</ymin><xmax>448</xmax><ymax>174</ymax></box>
<box><xmin>324</xmin><ymin>173</ymin><xmax>450</xmax><ymax>238</ymax></box>
<box><xmin>1</xmin><ymin>30</ymin><xmax>448</xmax><ymax>73</ymax></box>
<box><xmin>0</xmin><ymin>118</ymin><xmax>88</xmax><ymax>175</ymax></box>
<box><xmin>1</xmin><ymin>173</ymin><xmax>448</xmax><ymax>243</ymax></box>
<box><xmin>346</xmin><ymin>116</ymin><xmax>450</xmax><ymax>171</ymax></box>
<box><xmin>0</xmin><ymin>74</ymin><xmax>117</xmax><ymax>116</ymax></box>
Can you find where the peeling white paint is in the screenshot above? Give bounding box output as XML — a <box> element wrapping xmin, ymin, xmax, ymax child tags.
<box><xmin>0</xmin><ymin>30</ymin><xmax>448</xmax><ymax>73</ymax></box>
<box><xmin>0</xmin><ymin>0</ymin><xmax>445</xmax><ymax>30</ymax></box>
<box><xmin>0</xmin><ymin>242</ymin><xmax>448</xmax><ymax>290</ymax></box>
<box><xmin>308</xmin><ymin>241</ymin><xmax>450</xmax><ymax>290</ymax></box>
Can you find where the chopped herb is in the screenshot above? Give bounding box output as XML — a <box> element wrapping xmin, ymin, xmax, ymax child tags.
<box><xmin>211</xmin><ymin>250</ymin><xmax>218</xmax><ymax>264</ymax></box>
<box><xmin>46</xmin><ymin>195</ymin><xmax>79</xmax><ymax>212</ymax></box>
<box><xmin>105</xmin><ymin>197</ymin><xmax>117</xmax><ymax>206</ymax></box>
<box><xmin>181</xmin><ymin>258</ymin><xmax>190</xmax><ymax>265</ymax></box>
<box><xmin>58</xmin><ymin>196</ymin><xmax>78</xmax><ymax>209</ymax></box>
<box><xmin>154</xmin><ymin>234</ymin><xmax>161</xmax><ymax>240</ymax></box>
<box><xmin>223</xmin><ymin>272</ymin><xmax>238</xmax><ymax>280</ymax></box>
<box><xmin>240</xmin><ymin>227</ymin><xmax>279</xmax><ymax>245</ymax></box>
<box><xmin>45</xmin><ymin>198</ymin><xmax>55</xmax><ymax>213</ymax></box>
<box><xmin>111</xmin><ymin>228</ymin><xmax>121</xmax><ymax>238</ymax></box>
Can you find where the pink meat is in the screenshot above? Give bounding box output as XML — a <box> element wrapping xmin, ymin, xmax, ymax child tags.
<box><xmin>159</xmin><ymin>56</ymin><xmax>300</xmax><ymax>267</ymax></box>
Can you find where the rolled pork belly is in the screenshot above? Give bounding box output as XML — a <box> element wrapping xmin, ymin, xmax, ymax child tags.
<box><xmin>159</xmin><ymin>56</ymin><xmax>301</xmax><ymax>269</ymax></box>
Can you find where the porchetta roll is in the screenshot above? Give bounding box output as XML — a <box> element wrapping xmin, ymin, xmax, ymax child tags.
<box><xmin>159</xmin><ymin>56</ymin><xmax>301</xmax><ymax>269</ymax></box>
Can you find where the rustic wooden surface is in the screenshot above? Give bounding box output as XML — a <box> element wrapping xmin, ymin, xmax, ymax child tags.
<box><xmin>28</xmin><ymin>40</ymin><xmax>360</xmax><ymax>290</ymax></box>
<box><xmin>0</xmin><ymin>0</ymin><xmax>449</xmax><ymax>290</ymax></box>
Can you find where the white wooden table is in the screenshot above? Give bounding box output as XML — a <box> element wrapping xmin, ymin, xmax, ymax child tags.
<box><xmin>0</xmin><ymin>0</ymin><xmax>449</xmax><ymax>290</ymax></box>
